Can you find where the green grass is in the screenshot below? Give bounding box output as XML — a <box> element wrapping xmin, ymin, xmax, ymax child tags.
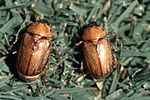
<box><xmin>0</xmin><ymin>0</ymin><xmax>150</xmax><ymax>100</ymax></box>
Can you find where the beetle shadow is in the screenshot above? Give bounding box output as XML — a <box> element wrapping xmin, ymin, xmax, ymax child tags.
<box><xmin>69</xmin><ymin>24</ymin><xmax>95</xmax><ymax>79</ymax></box>
<box><xmin>4</xmin><ymin>27</ymin><xmax>27</xmax><ymax>82</ymax></box>
<box><xmin>71</xmin><ymin>22</ymin><xmax>105</xmax><ymax>79</ymax></box>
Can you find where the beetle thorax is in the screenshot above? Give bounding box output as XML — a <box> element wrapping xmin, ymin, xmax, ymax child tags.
<box><xmin>27</xmin><ymin>22</ymin><xmax>52</xmax><ymax>38</ymax></box>
<box><xmin>82</xmin><ymin>26</ymin><xmax>107</xmax><ymax>41</ymax></box>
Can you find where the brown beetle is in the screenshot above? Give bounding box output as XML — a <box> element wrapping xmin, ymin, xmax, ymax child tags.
<box><xmin>82</xmin><ymin>23</ymin><xmax>113</xmax><ymax>78</ymax></box>
<box><xmin>16</xmin><ymin>22</ymin><xmax>52</xmax><ymax>81</ymax></box>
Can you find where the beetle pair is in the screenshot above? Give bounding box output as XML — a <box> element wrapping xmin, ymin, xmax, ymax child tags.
<box><xmin>16</xmin><ymin>22</ymin><xmax>116</xmax><ymax>81</ymax></box>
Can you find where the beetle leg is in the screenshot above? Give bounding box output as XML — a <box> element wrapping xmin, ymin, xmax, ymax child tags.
<box><xmin>35</xmin><ymin>85</ymin><xmax>45</xmax><ymax>94</ymax></box>
<box><xmin>110</xmin><ymin>44</ymin><xmax>118</xmax><ymax>66</ymax></box>
<box><xmin>41</xmin><ymin>66</ymin><xmax>48</xmax><ymax>85</ymax></box>
<box><xmin>112</xmin><ymin>53</ymin><xmax>118</xmax><ymax>66</ymax></box>
<box><xmin>75</xmin><ymin>41</ymin><xmax>83</xmax><ymax>46</ymax></box>
<box><xmin>107</xmin><ymin>32</ymin><xmax>117</xmax><ymax>36</ymax></box>
<box><xmin>119</xmin><ymin>65</ymin><xmax>128</xmax><ymax>81</ymax></box>
<box><xmin>80</xmin><ymin>61</ymin><xmax>87</xmax><ymax>76</ymax></box>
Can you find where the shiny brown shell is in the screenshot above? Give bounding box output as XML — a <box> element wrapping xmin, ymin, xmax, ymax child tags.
<box><xmin>16</xmin><ymin>22</ymin><xmax>52</xmax><ymax>81</ymax></box>
<box><xmin>82</xmin><ymin>25</ymin><xmax>113</xmax><ymax>78</ymax></box>
<box><xmin>82</xmin><ymin>26</ymin><xmax>106</xmax><ymax>41</ymax></box>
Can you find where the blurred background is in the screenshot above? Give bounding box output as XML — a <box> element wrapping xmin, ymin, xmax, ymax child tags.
<box><xmin>0</xmin><ymin>0</ymin><xmax>150</xmax><ymax>100</ymax></box>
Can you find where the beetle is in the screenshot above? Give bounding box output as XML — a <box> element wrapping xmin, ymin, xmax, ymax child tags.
<box><xmin>82</xmin><ymin>23</ymin><xmax>114</xmax><ymax>78</ymax></box>
<box><xmin>16</xmin><ymin>22</ymin><xmax>53</xmax><ymax>81</ymax></box>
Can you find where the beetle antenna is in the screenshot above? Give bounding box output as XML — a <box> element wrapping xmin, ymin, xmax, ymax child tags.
<box><xmin>89</xmin><ymin>21</ymin><xmax>100</xmax><ymax>27</ymax></box>
<box><xmin>36</xmin><ymin>19</ymin><xmax>49</xmax><ymax>26</ymax></box>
